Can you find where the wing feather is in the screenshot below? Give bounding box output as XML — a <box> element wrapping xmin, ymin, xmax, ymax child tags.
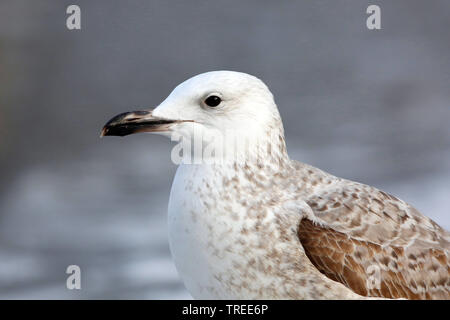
<box><xmin>294</xmin><ymin>165</ymin><xmax>450</xmax><ymax>299</ymax></box>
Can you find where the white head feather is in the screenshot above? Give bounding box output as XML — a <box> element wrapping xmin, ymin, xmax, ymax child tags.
<box><xmin>152</xmin><ymin>71</ymin><xmax>286</xmax><ymax>163</ymax></box>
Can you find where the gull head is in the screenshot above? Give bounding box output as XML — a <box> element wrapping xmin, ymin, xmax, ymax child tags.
<box><xmin>101</xmin><ymin>71</ymin><xmax>287</xmax><ymax>162</ymax></box>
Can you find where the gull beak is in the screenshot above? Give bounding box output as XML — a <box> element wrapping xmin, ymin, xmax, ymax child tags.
<box><xmin>101</xmin><ymin>109</ymin><xmax>185</xmax><ymax>137</ymax></box>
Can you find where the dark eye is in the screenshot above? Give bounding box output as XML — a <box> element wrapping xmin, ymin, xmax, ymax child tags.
<box><xmin>204</xmin><ymin>95</ymin><xmax>221</xmax><ymax>107</ymax></box>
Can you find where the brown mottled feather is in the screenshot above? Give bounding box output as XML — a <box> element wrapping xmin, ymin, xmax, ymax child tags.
<box><xmin>293</xmin><ymin>163</ymin><xmax>450</xmax><ymax>299</ymax></box>
<box><xmin>299</xmin><ymin>219</ymin><xmax>449</xmax><ymax>299</ymax></box>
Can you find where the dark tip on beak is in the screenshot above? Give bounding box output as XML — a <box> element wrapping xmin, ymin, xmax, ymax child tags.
<box><xmin>101</xmin><ymin>111</ymin><xmax>149</xmax><ymax>137</ymax></box>
<box><xmin>100</xmin><ymin>109</ymin><xmax>181</xmax><ymax>137</ymax></box>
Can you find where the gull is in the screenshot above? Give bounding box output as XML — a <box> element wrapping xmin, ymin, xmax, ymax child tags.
<box><xmin>101</xmin><ymin>71</ymin><xmax>449</xmax><ymax>299</ymax></box>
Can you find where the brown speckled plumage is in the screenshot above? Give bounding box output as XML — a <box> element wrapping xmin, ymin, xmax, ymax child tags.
<box><xmin>173</xmin><ymin>156</ymin><xmax>449</xmax><ymax>299</ymax></box>
<box><xmin>295</xmin><ymin>162</ymin><xmax>450</xmax><ymax>299</ymax></box>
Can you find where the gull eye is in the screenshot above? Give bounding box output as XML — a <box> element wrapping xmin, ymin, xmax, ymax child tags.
<box><xmin>204</xmin><ymin>95</ymin><xmax>222</xmax><ymax>107</ymax></box>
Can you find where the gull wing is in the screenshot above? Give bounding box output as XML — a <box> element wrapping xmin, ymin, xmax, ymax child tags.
<box><xmin>297</xmin><ymin>178</ymin><xmax>450</xmax><ymax>299</ymax></box>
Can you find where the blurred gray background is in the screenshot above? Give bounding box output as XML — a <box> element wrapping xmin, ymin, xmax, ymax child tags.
<box><xmin>0</xmin><ymin>0</ymin><xmax>449</xmax><ymax>299</ymax></box>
